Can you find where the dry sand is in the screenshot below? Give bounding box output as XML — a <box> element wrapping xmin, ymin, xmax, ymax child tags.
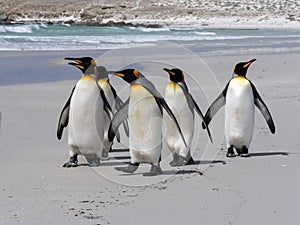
<box><xmin>0</xmin><ymin>45</ymin><xmax>299</xmax><ymax>225</ymax></box>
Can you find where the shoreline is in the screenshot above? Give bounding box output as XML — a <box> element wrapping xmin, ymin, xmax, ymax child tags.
<box><xmin>2</xmin><ymin>18</ymin><xmax>300</xmax><ymax>30</ymax></box>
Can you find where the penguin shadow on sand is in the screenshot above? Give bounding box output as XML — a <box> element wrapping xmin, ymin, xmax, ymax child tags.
<box><xmin>110</xmin><ymin>148</ymin><xmax>226</xmax><ymax>176</ymax></box>
<box><xmin>247</xmin><ymin>151</ymin><xmax>289</xmax><ymax>157</ymax></box>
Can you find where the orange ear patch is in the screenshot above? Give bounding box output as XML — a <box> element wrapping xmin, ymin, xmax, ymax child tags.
<box><xmin>133</xmin><ymin>69</ymin><xmax>139</xmax><ymax>79</ymax></box>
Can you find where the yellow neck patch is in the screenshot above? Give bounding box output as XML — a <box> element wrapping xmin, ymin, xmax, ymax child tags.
<box><xmin>81</xmin><ymin>75</ymin><xmax>94</xmax><ymax>81</ymax></box>
<box><xmin>232</xmin><ymin>75</ymin><xmax>250</xmax><ymax>86</ymax></box>
<box><xmin>233</xmin><ymin>75</ymin><xmax>246</xmax><ymax>80</ymax></box>
<box><xmin>97</xmin><ymin>79</ymin><xmax>108</xmax><ymax>85</ymax></box>
<box><xmin>167</xmin><ymin>82</ymin><xmax>180</xmax><ymax>89</ymax></box>
<box><xmin>131</xmin><ymin>83</ymin><xmax>143</xmax><ymax>90</ymax></box>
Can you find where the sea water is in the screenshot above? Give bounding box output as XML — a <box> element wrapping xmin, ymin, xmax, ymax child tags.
<box><xmin>0</xmin><ymin>24</ymin><xmax>300</xmax><ymax>52</ymax></box>
<box><xmin>1</xmin><ymin>24</ymin><xmax>300</xmax><ymax>85</ymax></box>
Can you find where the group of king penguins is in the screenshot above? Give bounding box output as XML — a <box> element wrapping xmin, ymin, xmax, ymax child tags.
<box><xmin>57</xmin><ymin>57</ymin><xmax>275</xmax><ymax>176</ymax></box>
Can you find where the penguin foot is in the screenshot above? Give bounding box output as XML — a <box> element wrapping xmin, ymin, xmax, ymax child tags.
<box><xmin>143</xmin><ymin>165</ymin><xmax>163</xmax><ymax>176</ymax></box>
<box><xmin>186</xmin><ymin>157</ymin><xmax>195</xmax><ymax>165</ymax></box>
<box><xmin>169</xmin><ymin>153</ymin><xmax>179</xmax><ymax>167</ymax></box>
<box><xmin>176</xmin><ymin>156</ymin><xmax>188</xmax><ymax>166</ymax></box>
<box><xmin>240</xmin><ymin>146</ymin><xmax>249</xmax><ymax>158</ymax></box>
<box><xmin>85</xmin><ymin>154</ymin><xmax>100</xmax><ymax>167</ymax></box>
<box><xmin>169</xmin><ymin>160</ymin><xmax>178</xmax><ymax>167</ymax></box>
<box><xmin>115</xmin><ymin>163</ymin><xmax>139</xmax><ymax>174</ymax></box>
<box><xmin>237</xmin><ymin>146</ymin><xmax>249</xmax><ymax>158</ymax></box>
<box><xmin>63</xmin><ymin>161</ymin><xmax>78</xmax><ymax>168</ymax></box>
<box><xmin>226</xmin><ymin>152</ymin><xmax>236</xmax><ymax>157</ymax></box>
<box><xmin>63</xmin><ymin>155</ymin><xmax>78</xmax><ymax>168</ymax></box>
<box><xmin>101</xmin><ymin>151</ymin><xmax>109</xmax><ymax>161</ymax></box>
<box><xmin>226</xmin><ymin>146</ymin><xmax>236</xmax><ymax>158</ymax></box>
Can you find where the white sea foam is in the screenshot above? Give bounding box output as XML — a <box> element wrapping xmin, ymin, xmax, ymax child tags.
<box><xmin>137</xmin><ymin>27</ymin><xmax>171</xmax><ymax>32</ymax></box>
<box><xmin>0</xmin><ymin>25</ymin><xmax>300</xmax><ymax>51</ymax></box>
<box><xmin>0</xmin><ymin>24</ymin><xmax>46</xmax><ymax>34</ymax></box>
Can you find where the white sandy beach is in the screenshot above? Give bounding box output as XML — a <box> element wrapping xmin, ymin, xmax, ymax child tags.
<box><xmin>0</xmin><ymin>44</ymin><xmax>299</xmax><ymax>225</ymax></box>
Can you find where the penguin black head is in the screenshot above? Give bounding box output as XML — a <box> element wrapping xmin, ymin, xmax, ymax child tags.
<box><xmin>112</xmin><ymin>69</ymin><xmax>139</xmax><ymax>83</ymax></box>
<box><xmin>97</xmin><ymin>66</ymin><xmax>109</xmax><ymax>79</ymax></box>
<box><xmin>163</xmin><ymin>68</ymin><xmax>184</xmax><ymax>82</ymax></box>
<box><xmin>233</xmin><ymin>59</ymin><xmax>256</xmax><ymax>77</ymax></box>
<box><xmin>65</xmin><ymin>57</ymin><xmax>97</xmax><ymax>74</ymax></box>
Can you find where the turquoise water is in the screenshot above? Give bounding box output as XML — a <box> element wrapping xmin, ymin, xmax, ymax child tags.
<box><xmin>1</xmin><ymin>24</ymin><xmax>300</xmax><ymax>51</ymax></box>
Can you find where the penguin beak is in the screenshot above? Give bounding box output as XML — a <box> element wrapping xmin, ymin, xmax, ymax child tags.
<box><xmin>163</xmin><ymin>68</ymin><xmax>175</xmax><ymax>76</ymax></box>
<box><xmin>112</xmin><ymin>72</ymin><xmax>125</xmax><ymax>77</ymax></box>
<box><xmin>64</xmin><ymin>57</ymin><xmax>82</xmax><ymax>64</ymax></box>
<box><xmin>243</xmin><ymin>59</ymin><xmax>256</xmax><ymax>68</ymax></box>
<box><xmin>67</xmin><ymin>62</ymin><xmax>84</xmax><ymax>70</ymax></box>
<box><xmin>65</xmin><ymin>57</ymin><xmax>85</xmax><ymax>69</ymax></box>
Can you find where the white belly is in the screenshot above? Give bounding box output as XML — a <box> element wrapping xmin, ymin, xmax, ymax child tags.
<box><xmin>129</xmin><ymin>84</ymin><xmax>162</xmax><ymax>164</ymax></box>
<box><xmin>68</xmin><ymin>76</ymin><xmax>104</xmax><ymax>156</ymax></box>
<box><xmin>225</xmin><ymin>78</ymin><xmax>255</xmax><ymax>149</ymax></box>
<box><xmin>164</xmin><ymin>82</ymin><xmax>194</xmax><ymax>157</ymax></box>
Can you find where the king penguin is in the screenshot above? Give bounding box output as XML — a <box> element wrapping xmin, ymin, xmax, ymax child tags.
<box><xmin>202</xmin><ymin>59</ymin><xmax>275</xmax><ymax>157</ymax></box>
<box><xmin>163</xmin><ymin>68</ymin><xmax>212</xmax><ymax>166</ymax></box>
<box><xmin>57</xmin><ymin>57</ymin><xmax>112</xmax><ymax>167</ymax></box>
<box><xmin>108</xmin><ymin>69</ymin><xmax>187</xmax><ymax>176</ymax></box>
<box><xmin>96</xmin><ymin>66</ymin><xmax>129</xmax><ymax>160</ymax></box>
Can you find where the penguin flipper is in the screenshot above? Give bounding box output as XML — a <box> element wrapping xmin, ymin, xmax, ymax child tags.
<box><xmin>108</xmin><ymin>98</ymin><xmax>130</xmax><ymax>142</ymax></box>
<box><xmin>109</xmin><ymin>83</ymin><xmax>123</xmax><ymax>109</ymax></box>
<box><xmin>115</xmin><ymin>96</ymin><xmax>129</xmax><ymax>137</ymax></box>
<box><xmin>57</xmin><ymin>86</ymin><xmax>75</xmax><ymax>140</ymax></box>
<box><xmin>250</xmin><ymin>82</ymin><xmax>275</xmax><ymax>134</ymax></box>
<box><xmin>202</xmin><ymin>82</ymin><xmax>229</xmax><ymax>129</ymax></box>
<box><xmin>155</xmin><ymin>97</ymin><xmax>188</xmax><ymax>147</ymax></box>
<box><xmin>190</xmin><ymin>94</ymin><xmax>213</xmax><ymax>143</ymax></box>
<box><xmin>178</xmin><ymin>81</ymin><xmax>213</xmax><ymax>143</ymax></box>
<box><xmin>98</xmin><ymin>86</ymin><xmax>112</xmax><ymax>116</ymax></box>
<box><xmin>109</xmin><ymin>83</ymin><xmax>129</xmax><ymax>137</ymax></box>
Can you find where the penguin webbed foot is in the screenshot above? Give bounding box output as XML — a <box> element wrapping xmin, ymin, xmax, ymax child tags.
<box><xmin>186</xmin><ymin>157</ymin><xmax>195</xmax><ymax>165</ymax></box>
<box><xmin>101</xmin><ymin>149</ymin><xmax>110</xmax><ymax>161</ymax></box>
<box><xmin>115</xmin><ymin>163</ymin><xmax>139</xmax><ymax>174</ymax></box>
<box><xmin>85</xmin><ymin>154</ymin><xmax>101</xmax><ymax>167</ymax></box>
<box><xmin>143</xmin><ymin>164</ymin><xmax>163</xmax><ymax>176</ymax></box>
<box><xmin>169</xmin><ymin>153</ymin><xmax>179</xmax><ymax>167</ymax></box>
<box><xmin>238</xmin><ymin>146</ymin><xmax>249</xmax><ymax>158</ymax></box>
<box><xmin>63</xmin><ymin>155</ymin><xmax>78</xmax><ymax>168</ymax></box>
<box><xmin>226</xmin><ymin>146</ymin><xmax>236</xmax><ymax>158</ymax></box>
<box><xmin>170</xmin><ymin>155</ymin><xmax>195</xmax><ymax>166</ymax></box>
